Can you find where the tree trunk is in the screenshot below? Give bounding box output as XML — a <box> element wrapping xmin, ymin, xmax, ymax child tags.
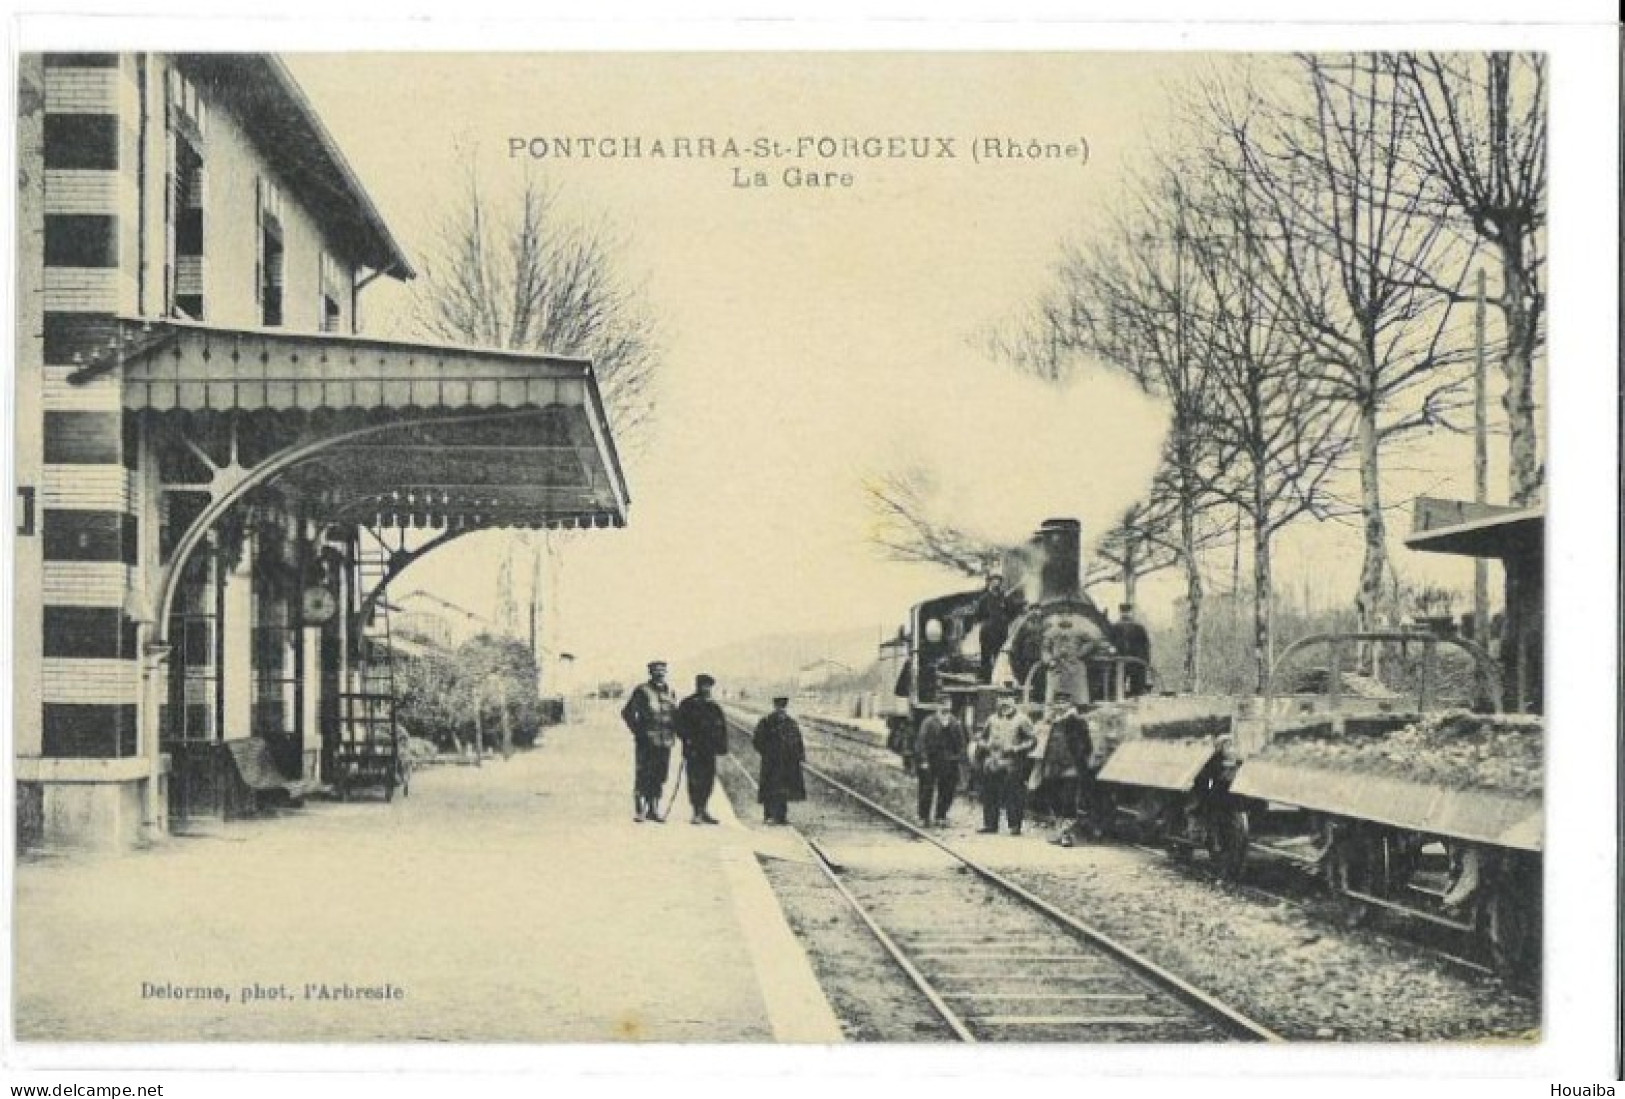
<box><xmin>1251</xmin><ymin>499</ymin><xmax>1273</xmax><ymax>695</ymax></box>
<box><xmin>1181</xmin><ymin>558</ymin><xmax>1204</xmax><ymax>694</ymax></box>
<box><xmin>1499</xmin><ymin>248</ymin><xmax>1542</xmax><ymax>506</ymax></box>
<box><xmin>1121</xmin><ymin>538</ymin><xmax>1139</xmax><ymax>606</ymax></box>
<box><xmin>1179</xmin><ymin>493</ymin><xmax>1204</xmax><ymax>693</ymax></box>
<box><xmin>1354</xmin><ymin>399</ymin><xmax>1389</xmax><ymax>651</ymax></box>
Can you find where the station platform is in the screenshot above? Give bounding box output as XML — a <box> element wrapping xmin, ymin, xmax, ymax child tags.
<box><xmin>12</xmin><ymin>708</ymin><xmax>843</xmax><ymax>1044</ymax></box>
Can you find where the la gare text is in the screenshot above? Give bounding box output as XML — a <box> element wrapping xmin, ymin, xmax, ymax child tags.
<box><xmin>735</xmin><ymin>166</ymin><xmax>853</xmax><ymax>190</ymax></box>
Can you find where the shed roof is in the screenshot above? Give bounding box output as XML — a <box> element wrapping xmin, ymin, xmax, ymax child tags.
<box><xmin>1405</xmin><ymin>497</ymin><xmax>1544</xmax><ymax>560</ymax></box>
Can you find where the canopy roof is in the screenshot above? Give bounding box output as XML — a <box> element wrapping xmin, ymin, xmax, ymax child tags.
<box><xmin>1405</xmin><ymin>497</ymin><xmax>1543</xmax><ymax>560</ymax></box>
<box><xmin>104</xmin><ymin>318</ymin><xmax>630</xmax><ymax>530</ymax></box>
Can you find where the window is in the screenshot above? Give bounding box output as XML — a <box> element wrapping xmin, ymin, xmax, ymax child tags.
<box><xmin>256</xmin><ymin>178</ymin><xmax>285</xmax><ymax>327</ymax></box>
<box><xmin>165</xmin><ymin>68</ymin><xmax>207</xmax><ymax>320</ymax></box>
<box><xmin>319</xmin><ymin>252</ymin><xmax>344</xmax><ymax>333</ymax></box>
<box><xmin>162</xmin><ymin>547</ymin><xmax>223</xmax><ymax>745</ymax></box>
<box><xmin>170</xmin><ymin>141</ymin><xmax>205</xmax><ymax>318</ymax></box>
<box><xmin>250</xmin><ymin>528</ymin><xmax>301</xmax><ymax>741</ymax></box>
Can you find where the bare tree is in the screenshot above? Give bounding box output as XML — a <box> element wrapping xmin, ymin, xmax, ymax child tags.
<box><xmin>413</xmin><ymin>168</ymin><xmax>659</xmax><ymax>441</ymax></box>
<box><xmin>1041</xmin><ymin>168</ymin><xmax>1232</xmax><ymax>691</ymax></box>
<box><xmin>1227</xmin><ymin>55</ymin><xmax>1478</xmax><ymax>633</ymax></box>
<box><xmin>1088</xmin><ymin>491</ymin><xmax>1188</xmax><ymax>606</ymax></box>
<box><xmin>1393</xmin><ymin>52</ymin><xmax>1546</xmax><ymax>506</ymax></box>
<box><xmin>863</xmin><ymin>467</ymin><xmax>1003</xmax><ymax>577</ymax></box>
<box><xmin>1181</xmin><ymin>125</ymin><xmax>1355</xmax><ymax>692</ymax></box>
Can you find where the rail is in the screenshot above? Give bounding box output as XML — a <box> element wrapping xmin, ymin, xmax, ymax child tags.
<box><xmin>723</xmin><ymin>708</ymin><xmax>1282</xmax><ymax>1043</ymax></box>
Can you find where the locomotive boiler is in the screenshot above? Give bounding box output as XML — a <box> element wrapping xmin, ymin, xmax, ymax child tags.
<box><xmin>997</xmin><ymin>517</ymin><xmax>1137</xmax><ymax>704</ymax></box>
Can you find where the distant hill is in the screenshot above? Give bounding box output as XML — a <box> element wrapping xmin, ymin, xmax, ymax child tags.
<box><xmin>677</xmin><ymin>626</ymin><xmax>889</xmax><ymax>693</ymax></box>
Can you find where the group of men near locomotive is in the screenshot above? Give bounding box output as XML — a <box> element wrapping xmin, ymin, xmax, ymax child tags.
<box><xmin>910</xmin><ymin>693</ymin><xmax>1100</xmax><ymax>844</ymax></box>
<box><xmin>619</xmin><ymin>660</ymin><xmax>806</xmax><ymax>826</ymax></box>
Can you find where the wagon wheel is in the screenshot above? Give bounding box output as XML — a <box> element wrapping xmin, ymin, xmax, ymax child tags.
<box><xmin>1324</xmin><ymin>827</ymin><xmax>1373</xmax><ymax>929</ymax></box>
<box><xmin>1483</xmin><ymin>868</ymin><xmax>1541</xmax><ymax>982</ymax></box>
<box><xmin>1085</xmin><ymin>783</ymin><xmax>1114</xmax><ymax>841</ymax></box>
<box><xmin>1159</xmin><ymin>800</ymin><xmax>1193</xmax><ymax>862</ymax></box>
<box><xmin>1206</xmin><ymin>807</ymin><xmax>1249</xmax><ymax>881</ymax></box>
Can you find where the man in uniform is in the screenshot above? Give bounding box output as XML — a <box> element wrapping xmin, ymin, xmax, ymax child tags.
<box><xmin>915</xmin><ymin>702</ymin><xmax>967</xmax><ymax>828</ymax></box>
<box><xmin>621</xmin><ymin>660</ymin><xmax>678</xmax><ymax>822</ymax></box>
<box><xmin>976</xmin><ymin>696</ymin><xmax>1037</xmax><ymax>835</ymax></box>
<box><xmin>1047</xmin><ymin>696</ymin><xmax>1097</xmax><ymax>847</ymax></box>
<box><xmin>752</xmin><ymin>696</ymin><xmax>806</xmax><ymax>826</ymax></box>
<box><xmin>674</xmin><ymin>673</ymin><xmax>729</xmax><ymax>825</ymax></box>
<box><xmin>1110</xmin><ymin>604</ymin><xmax>1152</xmax><ymax>697</ymax></box>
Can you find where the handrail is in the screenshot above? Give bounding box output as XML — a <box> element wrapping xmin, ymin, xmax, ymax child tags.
<box><xmin>1265</xmin><ymin>630</ymin><xmax>1501</xmax><ymax>712</ymax></box>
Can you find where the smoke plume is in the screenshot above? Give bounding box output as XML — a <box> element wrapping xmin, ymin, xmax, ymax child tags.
<box><xmin>865</xmin><ymin>355</ymin><xmax>1170</xmax><ymax>562</ymax></box>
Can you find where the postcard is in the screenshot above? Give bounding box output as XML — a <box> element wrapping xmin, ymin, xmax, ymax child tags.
<box><xmin>6</xmin><ymin>13</ymin><xmax>1618</xmax><ymax>1093</ymax></box>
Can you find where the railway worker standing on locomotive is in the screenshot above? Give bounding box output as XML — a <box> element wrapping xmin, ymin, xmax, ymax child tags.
<box><xmin>915</xmin><ymin>702</ymin><xmax>967</xmax><ymax>828</ymax></box>
<box><xmin>674</xmin><ymin>673</ymin><xmax>729</xmax><ymax>825</ymax></box>
<box><xmin>753</xmin><ymin>696</ymin><xmax>807</xmax><ymax>826</ymax></box>
<box><xmin>621</xmin><ymin>660</ymin><xmax>678</xmax><ymax>823</ymax></box>
<box><xmin>976</xmin><ymin>696</ymin><xmax>1037</xmax><ymax>835</ymax></box>
<box><xmin>1110</xmin><ymin>604</ymin><xmax>1153</xmax><ymax>697</ymax></box>
<box><xmin>973</xmin><ymin>572</ymin><xmax>1024</xmax><ymax>682</ymax></box>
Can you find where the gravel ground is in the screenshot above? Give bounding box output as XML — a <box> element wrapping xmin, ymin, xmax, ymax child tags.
<box><xmin>778</xmin><ymin>718</ymin><xmax>1542</xmax><ymax>1044</ymax></box>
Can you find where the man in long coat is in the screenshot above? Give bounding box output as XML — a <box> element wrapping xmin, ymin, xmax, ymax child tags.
<box><xmin>621</xmin><ymin>660</ymin><xmax>678</xmax><ymax>822</ymax></box>
<box><xmin>752</xmin><ymin>696</ymin><xmax>806</xmax><ymax>826</ymax></box>
<box><xmin>674</xmin><ymin>673</ymin><xmax>729</xmax><ymax>825</ymax></box>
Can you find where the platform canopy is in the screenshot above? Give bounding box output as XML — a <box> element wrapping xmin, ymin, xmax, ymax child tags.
<box><xmin>1405</xmin><ymin>498</ymin><xmax>1542</xmax><ymax>560</ymax></box>
<box><xmin>93</xmin><ymin>318</ymin><xmax>630</xmax><ymax>531</ymax></box>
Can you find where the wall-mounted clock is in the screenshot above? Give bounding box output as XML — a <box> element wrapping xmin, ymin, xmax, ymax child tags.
<box><xmin>302</xmin><ymin>586</ymin><xmax>338</xmax><ymax>625</ymax></box>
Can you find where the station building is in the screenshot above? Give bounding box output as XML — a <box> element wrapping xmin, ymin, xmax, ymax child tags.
<box><xmin>15</xmin><ymin>53</ymin><xmax>630</xmax><ymax>850</ymax></box>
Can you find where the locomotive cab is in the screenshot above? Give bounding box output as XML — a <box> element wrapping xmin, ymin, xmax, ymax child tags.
<box><xmin>883</xmin><ymin>590</ymin><xmax>982</xmax><ymax>764</ymax></box>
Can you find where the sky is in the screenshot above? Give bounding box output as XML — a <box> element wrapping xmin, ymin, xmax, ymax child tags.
<box><xmin>287</xmin><ymin>52</ymin><xmax>1513</xmax><ymax>685</ymax></box>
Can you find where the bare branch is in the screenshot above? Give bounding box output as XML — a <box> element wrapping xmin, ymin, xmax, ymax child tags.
<box><xmin>411</xmin><ymin>166</ymin><xmax>661</xmax><ymax>448</ymax></box>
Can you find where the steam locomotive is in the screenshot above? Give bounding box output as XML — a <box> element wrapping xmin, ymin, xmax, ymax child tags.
<box><xmin>877</xmin><ymin>510</ymin><xmax>1544</xmax><ymax>977</ymax></box>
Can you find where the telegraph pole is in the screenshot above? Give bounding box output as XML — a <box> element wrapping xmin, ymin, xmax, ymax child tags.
<box><xmin>1473</xmin><ymin>269</ymin><xmax>1491</xmax><ymax>706</ymax></box>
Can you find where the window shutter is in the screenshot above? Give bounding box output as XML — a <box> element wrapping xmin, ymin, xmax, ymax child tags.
<box><xmin>254</xmin><ymin>177</ymin><xmax>263</xmax><ymax>307</ymax></box>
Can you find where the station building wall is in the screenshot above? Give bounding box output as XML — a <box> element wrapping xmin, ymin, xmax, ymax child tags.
<box><xmin>18</xmin><ymin>51</ymin><xmax>375</xmax><ymax>851</ymax></box>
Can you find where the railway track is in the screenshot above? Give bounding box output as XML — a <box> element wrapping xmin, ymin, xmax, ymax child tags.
<box><xmin>774</xmin><ymin>705</ymin><xmax>1504</xmax><ymax>982</ymax></box>
<box><xmin>723</xmin><ymin>710</ymin><xmax>1281</xmax><ymax>1043</ymax></box>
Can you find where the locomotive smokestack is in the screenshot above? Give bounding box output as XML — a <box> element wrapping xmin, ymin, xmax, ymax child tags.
<box><xmin>1033</xmin><ymin>517</ymin><xmax>1083</xmax><ymax>606</ymax></box>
